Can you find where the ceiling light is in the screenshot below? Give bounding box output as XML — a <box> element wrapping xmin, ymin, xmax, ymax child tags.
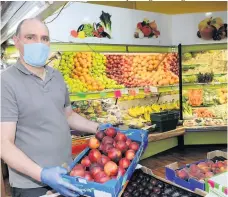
<box><xmin>7</xmin><ymin>5</ymin><xmax>40</xmax><ymax>35</ymax></box>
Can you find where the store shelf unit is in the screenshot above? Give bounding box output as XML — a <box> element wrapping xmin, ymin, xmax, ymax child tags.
<box><xmin>181</xmin><ymin>44</ymin><xmax>227</xmax><ymax>146</ymax></box>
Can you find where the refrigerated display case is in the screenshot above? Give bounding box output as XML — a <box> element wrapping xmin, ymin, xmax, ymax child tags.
<box><xmin>181</xmin><ymin>44</ymin><xmax>227</xmax><ymax>145</ymax></box>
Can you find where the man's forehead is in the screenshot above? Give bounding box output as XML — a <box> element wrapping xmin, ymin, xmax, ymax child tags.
<box><xmin>20</xmin><ymin>19</ymin><xmax>49</xmax><ymax>36</ymax></box>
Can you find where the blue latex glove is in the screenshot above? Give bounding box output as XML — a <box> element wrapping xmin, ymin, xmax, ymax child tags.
<box><xmin>98</xmin><ymin>123</ymin><xmax>113</xmax><ymax>131</ymax></box>
<box><xmin>41</xmin><ymin>167</ymin><xmax>84</xmax><ymax>197</ymax></box>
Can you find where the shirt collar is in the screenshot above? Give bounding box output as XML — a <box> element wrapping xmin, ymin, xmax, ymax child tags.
<box><xmin>15</xmin><ymin>60</ymin><xmax>54</xmax><ymax>76</ymax></box>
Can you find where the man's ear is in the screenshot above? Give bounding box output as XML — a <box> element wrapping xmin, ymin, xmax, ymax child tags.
<box><xmin>13</xmin><ymin>35</ymin><xmax>20</xmax><ymax>49</ymax></box>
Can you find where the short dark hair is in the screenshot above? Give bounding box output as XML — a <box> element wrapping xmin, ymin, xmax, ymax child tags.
<box><xmin>15</xmin><ymin>18</ymin><xmax>48</xmax><ymax>36</ymax></box>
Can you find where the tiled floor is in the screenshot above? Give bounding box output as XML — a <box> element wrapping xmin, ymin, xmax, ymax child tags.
<box><xmin>3</xmin><ymin>145</ymin><xmax>226</xmax><ymax>196</ymax></box>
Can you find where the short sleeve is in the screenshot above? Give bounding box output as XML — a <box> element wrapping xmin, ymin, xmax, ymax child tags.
<box><xmin>64</xmin><ymin>84</ymin><xmax>71</xmax><ymax>108</ymax></box>
<box><xmin>1</xmin><ymin>81</ymin><xmax>19</xmax><ymax>122</ymax></box>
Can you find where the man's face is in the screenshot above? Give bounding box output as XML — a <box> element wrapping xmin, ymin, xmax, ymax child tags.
<box><xmin>13</xmin><ymin>19</ymin><xmax>50</xmax><ymax>57</ymax></box>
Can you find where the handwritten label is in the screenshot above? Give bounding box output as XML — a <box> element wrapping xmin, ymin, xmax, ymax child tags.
<box><xmin>149</xmin><ymin>86</ymin><xmax>158</xmax><ymax>93</ymax></box>
<box><xmin>121</xmin><ymin>89</ymin><xmax>128</xmax><ymax>95</ymax></box>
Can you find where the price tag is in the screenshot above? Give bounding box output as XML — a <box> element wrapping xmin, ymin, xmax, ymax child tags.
<box><xmin>100</xmin><ymin>92</ymin><xmax>107</xmax><ymax>98</ymax></box>
<box><xmin>114</xmin><ymin>90</ymin><xmax>122</xmax><ymax>98</ymax></box>
<box><xmin>76</xmin><ymin>92</ymin><xmax>86</xmax><ymax>98</ymax></box>
<box><xmin>149</xmin><ymin>86</ymin><xmax>158</xmax><ymax>93</ymax></box>
<box><xmin>144</xmin><ymin>86</ymin><xmax>151</xmax><ymax>94</ymax></box>
<box><xmin>129</xmin><ymin>89</ymin><xmax>136</xmax><ymax>96</ymax></box>
<box><xmin>121</xmin><ymin>89</ymin><xmax>128</xmax><ymax>95</ymax></box>
<box><xmin>134</xmin><ymin>88</ymin><xmax>139</xmax><ymax>94</ymax></box>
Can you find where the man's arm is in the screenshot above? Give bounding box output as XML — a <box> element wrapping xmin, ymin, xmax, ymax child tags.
<box><xmin>1</xmin><ymin>122</ymin><xmax>42</xmax><ymax>182</ymax></box>
<box><xmin>65</xmin><ymin>106</ymin><xmax>99</xmax><ymax>134</ymax></box>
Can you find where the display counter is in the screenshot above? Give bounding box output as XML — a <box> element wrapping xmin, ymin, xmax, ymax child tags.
<box><xmin>141</xmin><ymin>126</ymin><xmax>227</xmax><ymax>160</ymax></box>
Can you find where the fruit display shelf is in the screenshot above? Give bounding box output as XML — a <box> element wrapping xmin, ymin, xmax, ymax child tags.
<box><xmin>183</xmin><ymin>82</ymin><xmax>227</xmax><ymax>90</ymax></box>
<box><xmin>69</xmin><ymin>85</ymin><xmax>179</xmax><ymax>101</ymax></box>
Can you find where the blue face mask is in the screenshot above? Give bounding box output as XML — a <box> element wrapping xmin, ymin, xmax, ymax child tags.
<box><xmin>23</xmin><ymin>43</ymin><xmax>50</xmax><ymax>67</ymax></box>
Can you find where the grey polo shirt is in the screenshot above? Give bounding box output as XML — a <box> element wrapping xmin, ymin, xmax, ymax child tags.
<box><xmin>1</xmin><ymin>61</ymin><xmax>72</xmax><ymax>188</ymax></box>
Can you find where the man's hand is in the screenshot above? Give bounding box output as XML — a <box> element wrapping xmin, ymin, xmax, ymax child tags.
<box><xmin>98</xmin><ymin>123</ymin><xmax>113</xmax><ymax>131</ymax></box>
<box><xmin>41</xmin><ymin>167</ymin><xmax>84</xmax><ymax>197</ymax></box>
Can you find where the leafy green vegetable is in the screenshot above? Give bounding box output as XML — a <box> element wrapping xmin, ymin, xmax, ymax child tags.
<box><xmin>100</xmin><ymin>11</ymin><xmax>112</xmax><ymax>31</ymax></box>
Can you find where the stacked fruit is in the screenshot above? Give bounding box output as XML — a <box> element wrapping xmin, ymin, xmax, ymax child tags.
<box><xmin>163</xmin><ymin>53</ymin><xmax>179</xmax><ymax>76</ymax></box>
<box><xmin>54</xmin><ymin>52</ymin><xmax>75</xmax><ymax>78</ymax></box>
<box><xmin>73</xmin><ymin>52</ymin><xmax>104</xmax><ymax>91</ymax></box>
<box><xmin>176</xmin><ymin>160</ymin><xmax>227</xmax><ymax>181</ymax></box>
<box><xmin>127</xmin><ymin>101</ymin><xmax>179</xmax><ymax>122</ymax></box>
<box><xmin>70</xmin><ymin>127</ymin><xmax>140</xmax><ymax>183</ymax></box>
<box><xmin>91</xmin><ymin>53</ymin><xmax>124</xmax><ymax>89</ymax></box>
<box><xmin>123</xmin><ymin>169</ymin><xmax>201</xmax><ymax>197</ymax></box>
<box><xmin>218</xmin><ymin>88</ymin><xmax>227</xmax><ymax>104</ymax></box>
<box><xmin>106</xmin><ymin>55</ymin><xmax>135</xmax><ymax>87</ymax></box>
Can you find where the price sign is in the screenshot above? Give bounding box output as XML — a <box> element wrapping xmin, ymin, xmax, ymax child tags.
<box><xmin>149</xmin><ymin>86</ymin><xmax>158</xmax><ymax>93</ymax></box>
<box><xmin>121</xmin><ymin>89</ymin><xmax>128</xmax><ymax>95</ymax></box>
<box><xmin>114</xmin><ymin>90</ymin><xmax>122</xmax><ymax>98</ymax></box>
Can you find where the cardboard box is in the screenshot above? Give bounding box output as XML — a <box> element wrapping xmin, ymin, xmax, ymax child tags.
<box><xmin>205</xmin><ymin>172</ymin><xmax>228</xmax><ymax>197</ymax></box>
<box><xmin>63</xmin><ymin>127</ymin><xmax>148</xmax><ymax>197</ymax></box>
<box><xmin>118</xmin><ymin>164</ymin><xmax>206</xmax><ymax>197</ymax></box>
<box><xmin>165</xmin><ymin>150</ymin><xmax>227</xmax><ymax>192</ymax></box>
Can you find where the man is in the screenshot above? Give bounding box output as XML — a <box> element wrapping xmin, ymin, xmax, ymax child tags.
<box><xmin>1</xmin><ymin>18</ymin><xmax>101</xmax><ymax>197</ymax></box>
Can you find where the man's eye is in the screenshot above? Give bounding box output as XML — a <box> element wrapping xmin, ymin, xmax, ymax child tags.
<box><xmin>27</xmin><ymin>36</ymin><xmax>33</xmax><ymax>40</ymax></box>
<box><xmin>43</xmin><ymin>37</ymin><xmax>49</xmax><ymax>42</ymax></box>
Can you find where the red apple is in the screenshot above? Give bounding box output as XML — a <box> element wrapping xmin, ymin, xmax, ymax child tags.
<box><xmin>94</xmin><ymin>171</ymin><xmax>111</xmax><ymax>183</ymax></box>
<box><xmin>125</xmin><ymin>150</ymin><xmax>135</xmax><ymax>161</ymax></box>
<box><xmin>89</xmin><ymin>137</ymin><xmax>100</xmax><ymax>149</ymax></box>
<box><xmin>84</xmin><ymin>171</ymin><xmax>94</xmax><ymax>181</ymax></box>
<box><xmin>90</xmin><ymin>163</ymin><xmax>103</xmax><ymax>178</ymax></box>
<box><xmin>129</xmin><ymin>142</ymin><xmax>139</xmax><ymax>152</ymax></box>
<box><xmin>115</xmin><ymin>141</ymin><xmax>128</xmax><ymax>153</ymax></box>
<box><xmin>81</xmin><ymin>156</ymin><xmax>91</xmax><ymax>168</ymax></box>
<box><xmin>98</xmin><ymin>155</ymin><xmax>111</xmax><ymax>166</ymax></box>
<box><xmin>95</xmin><ymin>131</ymin><xmax>105</xmax><ymax>141</ymax></box>
<box><xmin>104</xmin><ymin>161</ymin><xmax>118</xmax><ymax>176</ymax></box>
<box><xmin>102</xmin><ymin>136</ymin><xmax>114</xmax><ymax>145</ymax></box>
<box><xmin>70</xmin><ymin>164</ymin><xmax>85</xmax><ymax>177</ymax></box>
<box><xmin>88</xmin><ymin>149</ymin><xmax>102</xmax><ymax>163</ymax></box>
<box><xmin>119</xmin><ymin>158</ymin><xmax>130</xmax><ymax>169</ymax></box>
<box><xmin>126</xmin><ymin>138</ymin><xmax>132</xmax><ymax>147</ymax></box>
<box><xmin>117</xmin><ymin>167</ymin><xmax>126</xmax><ymax>177</ymax></box>
<box><xmin>114</xmin><ymin>132</ymin><xmax>127</xmax><ymax>142</ymax></box>
<box><xmin>102</xmin><ymin>143</ymin><xmax>114</xmax><ymax>155</ymax></box>
<box><xmin>108</xmin><ymin>148</ymin><xmax>122</xmax><ymax>163</ymax></box>
<box><xmin>105</xmin><ymin>127</ymin><xmax>117</xmax><ymax>138</ymax></box>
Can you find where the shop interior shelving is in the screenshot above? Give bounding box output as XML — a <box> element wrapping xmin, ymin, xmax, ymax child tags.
<box><xmin>4</xmin><ymin>43</ymin><xmax>227</xmax><ymax>159</ymax></box>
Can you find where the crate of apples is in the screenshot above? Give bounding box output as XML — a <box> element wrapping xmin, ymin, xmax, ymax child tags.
<box><xmin>64</xmin><ymin>126</ymin><xmax>148</xmax><ymax>197</ymax></box>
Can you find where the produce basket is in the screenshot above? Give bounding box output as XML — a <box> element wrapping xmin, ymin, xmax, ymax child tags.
<box><xmin>63</xmin><ymin>125</ymin><xmax>148</xmax><ymax>197</ymax></box>
<box><xmin>151</xmin><ymin>111</ymin><xmax>180</xmax><ymax>132</ymax></box>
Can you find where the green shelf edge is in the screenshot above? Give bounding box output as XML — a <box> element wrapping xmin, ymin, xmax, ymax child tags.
<box><xmin>184</xmin><ymin>131</ymin><xmax>227</xmax><ymax>145</ymax></box>
<box><xmin>140</xmin><ymin>137</ymin><xmax>178</xmax><ymax>160</ymax></box>
<box><xmin>183</xmin><ymin>83</ymin><xmax>227</xmax><ymax>90</ymax></box>
<box><xmin>182</xmin><ymin>43</ymin><xmax>227</xmax><ymax>53</ymax></box>
<box><xmin>5</xmin><ymin>44</ymin><xmax>173</xmax><ymax>54</ymax></box>
<box><xmin>128</xmin><ymin>46</ymin><xmax>174</xmax><ymax>53</ymax></box>
<box><xmin>69</xmin><ymin>85</ymin><xmax>179</xmax><ymax>101</ymax></box>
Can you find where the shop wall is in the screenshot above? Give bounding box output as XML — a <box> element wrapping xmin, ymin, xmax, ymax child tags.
<box><xmin>45</xmin><ymin>2</ymin><xmax>227</xmax><ymax>46</ymax></box>
<box><xmin>45</xmin><ymin>2</ymin><xmax>172</xmax><ymax>46</ymax></box>
<box><xmin>172</xmin><ymin>11</ymin><xmax>227</xmax><ymax>45</ymax></box>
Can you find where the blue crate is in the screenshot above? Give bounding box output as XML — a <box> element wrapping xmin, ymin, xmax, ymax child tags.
<box><xmin>62</xmin><ymin>126</ymin><xmax>148</xmax><ymax>197</ymax></box>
